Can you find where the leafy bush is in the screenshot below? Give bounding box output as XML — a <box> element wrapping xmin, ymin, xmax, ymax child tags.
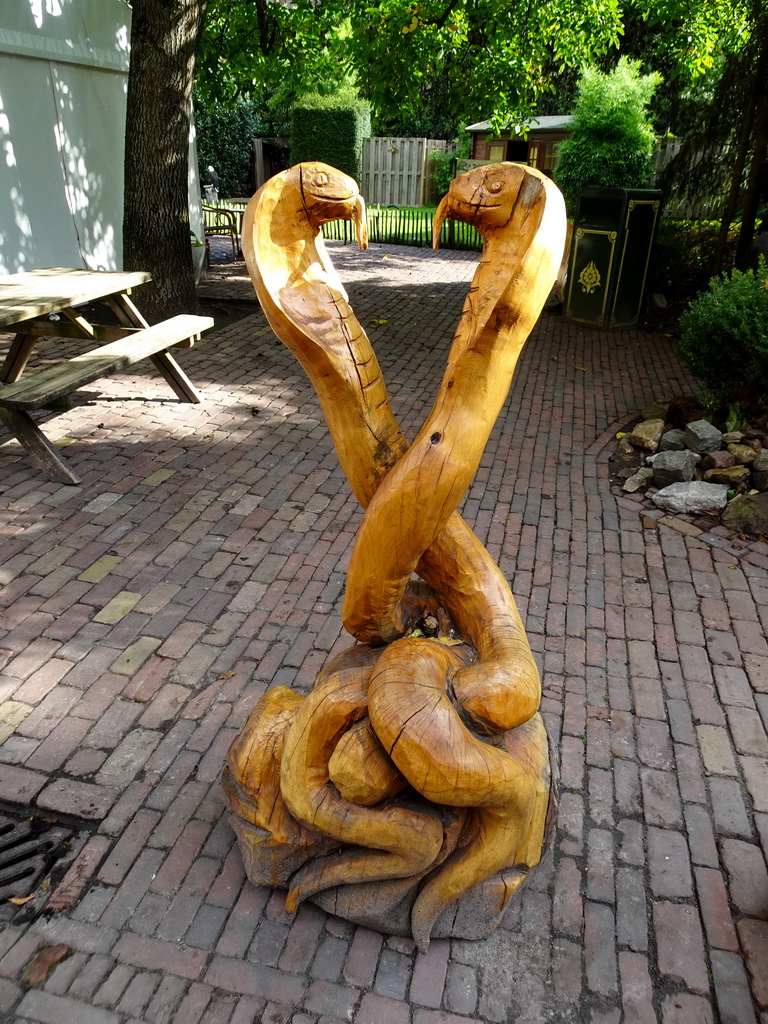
<box><xmin>195</xmin><ymin>100</ymin><xmax>266</xmax><ymax>198</ymax></box>
<box><xmin>291</xmin><ymin>89</ymin><xmax>371</xmax><ymax>181</ymax></box>
<box><xmin>430</xmin><ymin>132</ymin><xmax>470</xmax><ymax>200</ymax></box>
<box><xmin>678</xmin><ymin>256</ymin><xmax>768</xmax><ymax>408</ymax></box>
<box><xmin>648</xmin><ymin>219</ymin><xmax>739</xmax><ymax>301</ymax></box>
<box><xmin>554</xmin><ymin>57</ymin><xmax>661</xmax><ymax>216</ymax></box>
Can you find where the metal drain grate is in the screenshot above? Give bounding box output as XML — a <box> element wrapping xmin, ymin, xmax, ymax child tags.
<box><xmin>0</xmin><ymin>812</ymin><xmax>74</xmax><ymax>911</ymax></box>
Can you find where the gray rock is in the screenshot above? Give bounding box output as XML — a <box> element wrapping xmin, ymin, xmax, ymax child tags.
<box><xmin>722</xmin><ymin>492</ymin><xmax>768</xmax><ymax>536</ymax></box>
<box><xmin>684</xmin><ymin>419</ymin><xmax>723</xmax><ymax>454</ymax></box>
<box><xmin>652</xmin><ymin>450</ymin><xmax>697</xmax><ymax>488</ymax></box>
<box><xmin>659</xmin><ymin>428</ymin><xmax>687</xmax><ymax>451</ymax></box>
<box><xmin>652</xmin><ymin>481</ymin><xmax>730</xmax><ymax>515</ymax></box>
<box><xmin>623</xmin><ymin>468</ymin><xmax>654</xmax><ymax>493</ymax></box>
<box><xmin>630</xmin><ymin>418</ymin><xmax>665</xmax><ymax>452</ymax></box>
<box><xmin>751</xmin><ymin>453</ymin><xmax>768</xmax><ymax>490</ymax></box>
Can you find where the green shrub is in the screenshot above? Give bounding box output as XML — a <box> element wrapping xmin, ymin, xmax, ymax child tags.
<box><xmin>678</xmin><ymin>256</ymin><xmax>768</xmax><ymax>407</ymax></box>
<box><xmin>195</xmin><ymin>100</ymin><xmax>265</xmax><ymax>197</ymax></box>
<box><xmin>648</xmin><ymin>219</ymin><xmax>739</xmax><ymax>301</ymax></box>
<box><xmin>291</xmin><ymin>90</ymin><xmax>371</xmax><ymax>181</ymax></box>
<box><xmin>430</xmin><ymin>131</ymin><xmax>470</xmax><ymax>200</ymax></box>
<box><xmin>554</xmin><ymin>57</ymin><xmax>661</xmax><ymax>217</ymax></box>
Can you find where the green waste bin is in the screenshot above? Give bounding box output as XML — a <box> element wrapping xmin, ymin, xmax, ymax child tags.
<box><xmin>564</xmin><ymin>187</ymin><xmax>662</xmax><ymax>329</ymax></box>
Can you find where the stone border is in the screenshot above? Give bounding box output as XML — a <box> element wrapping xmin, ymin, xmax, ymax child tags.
<box><xmin>590</xmin><ymin>416</ymin><xmax>768</xmax><ymax>571</ymax></box>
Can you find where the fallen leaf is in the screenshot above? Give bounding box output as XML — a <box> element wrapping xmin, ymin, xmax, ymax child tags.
<box><xmin>217</xmin><ymin>670</ymin><xmax>236</xmax><ymax>680</ymax></box>
<box><xmin>436</xmin><ymin>636</ymin><xmax>464</xmax><ymax>646</ymax></box>
<box><xmin>615</xmin><ymin>432</ymin><xmax>628</xmax><ymax>440</ymax></box>
<box><xmin>8</xmin><ymin>894</ymin><xmax>35</xmax><ymax>905</ymax></box>
<box><xmin>370</xmin><ymin>318</ymin><xmax>388</xmax><ymax>326</ymax></box>
<box><xmin>382</xmin><ymin>254</ymin><xmax>391</xmax><ymax>259</ymax></box>
<box><xmin>574</xmin><ymin>365</ymin><xmax>587</xmax><ymax>371</ymax></box>
<box><xmin>23</xmin><ymin>944</ymin><xmax>71</xmax><ymax>985</ymax></box>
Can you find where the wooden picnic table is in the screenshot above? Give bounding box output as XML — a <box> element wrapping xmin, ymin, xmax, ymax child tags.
<box><xmin>0</xmin><ymin>268</ymin><xmax>213</xmax><ymax>484</ymax></box>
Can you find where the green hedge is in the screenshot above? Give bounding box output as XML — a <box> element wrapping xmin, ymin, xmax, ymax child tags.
<box><xmin>195</xmin><ymin>100</ymin><xmax>265</xmax><ymax>198</ymax></box>
<box><xmin>647</xmin><ymin>219</ymin><xmax>739</xmax><ymax>302</ymax></box>
<box><xmin>678</xmin><ymin>257</ymin><xmax>768</xmax><ymax>416</ymax></box>
<box><xmin>291</xmin><ymin>96</ymin><xmax>371</xmax><ymax>182</ymax></box>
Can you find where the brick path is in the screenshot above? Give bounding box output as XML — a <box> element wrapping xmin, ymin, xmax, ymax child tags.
<box><xmin>0</xmin><ymin>241</ymin><xmax>766</xmax><ymax>1023</ymax></box>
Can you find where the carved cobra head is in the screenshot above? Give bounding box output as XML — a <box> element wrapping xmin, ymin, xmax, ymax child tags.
<box><xmin>432</xmin><ymin>162</ymin><xmax>548</xmax><ymax>246</ymax></box>
<box><xmin>297</xmin><ymin>163</ymin><xmax>368</xmax><ymax>249</ymax></box>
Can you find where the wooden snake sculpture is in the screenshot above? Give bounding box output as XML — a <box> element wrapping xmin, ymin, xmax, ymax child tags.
<box><xmin>224</xmin><ymin>161</ymin><xmax>565</xmax><ymax>949</ymax></box>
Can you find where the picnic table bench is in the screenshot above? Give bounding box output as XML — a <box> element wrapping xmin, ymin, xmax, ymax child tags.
<box><xmin>0</xmin><ymin>268</ymin><xmax>213</xmax><ymax>485</ymax></box>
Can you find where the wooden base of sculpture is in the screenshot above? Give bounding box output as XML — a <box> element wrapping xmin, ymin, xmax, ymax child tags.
<box><xmin>224</xmin><ymin>161</ymin><xmax>567</xmax><ymax>950</ymax></box>
<box><xmin>225</xmin><ymin>676</ymin><xmax>556</xmax><ymax>941</ymax></box>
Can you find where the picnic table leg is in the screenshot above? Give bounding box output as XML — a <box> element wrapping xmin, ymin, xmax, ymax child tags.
<box><xmin>149</xmin><ymin>351</ymin><xmax>202</xmax><ymax>404</ymax></box>
<box><xmin>107</xmin><ymin>293</ymin><xmax>151</xmax><ymax>330</ymax></box>
<box><xmin>0</xmin><ymin>407</ymin><xmax>80</xmax><ymax>485</ymax></box>
<box><xmin>1</xmin><ymin>333</ymin><xmax>37</xmax><ymax>383</ymax></box>
<box><xmin>107</xmin><ymin>293</ymin><xmax>202</xmax><ymax>404</ymax></box>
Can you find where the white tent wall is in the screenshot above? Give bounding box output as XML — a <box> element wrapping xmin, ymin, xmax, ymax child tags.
<box><xmin>0</xmin><ymin>0</ymin><xmax>203</xmax><ymax>275</ymax></box>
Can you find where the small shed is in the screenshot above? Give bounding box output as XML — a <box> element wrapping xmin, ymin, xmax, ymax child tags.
<box><xmin>465</xmin><ymin>115</ymin><xmax>573</xmax><ymax>179</ymax></box>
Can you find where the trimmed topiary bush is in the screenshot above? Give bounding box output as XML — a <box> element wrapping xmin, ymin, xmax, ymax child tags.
<box><xmin>678</xmin><ymin>256</ymin><xmax>768</xmax><ymax>411</ymax></box>
<box><xmin>291</xmin><ymin>90</ymin><xmax>371</xmax><ymax>182</ymax></box>
<box><xmin>195</xmin><ymin>100</ymin><xmax>265</xmax><ymax>198</ymax></box>
<box><xmin>554</xmin><ymin>57</ymin><xmax>661</xmax><ymax>217</ymax></box>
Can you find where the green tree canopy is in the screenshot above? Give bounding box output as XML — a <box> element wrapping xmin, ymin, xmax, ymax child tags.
<box><xmin>196</xmin><ymin>0</ymin><xmax>626</xmax><ymax>133</ymax></box>
<box><xmin>645</xmin><ymin>0</ymin><xmax>766</xmax><ymax>269</ymax></box>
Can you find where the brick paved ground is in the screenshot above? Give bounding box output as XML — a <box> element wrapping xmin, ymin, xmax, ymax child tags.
<box><xmin>0</xmin><ymin>240</ymin><xmax>767</xmax><ymax>1023</ymax></box>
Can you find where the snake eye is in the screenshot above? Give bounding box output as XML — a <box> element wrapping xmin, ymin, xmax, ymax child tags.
<box><xmin>315</xmin><ymin>172</ymin><xmax>329</xmax><ymax>186</ymax></box>
<box><xmin>488</xmin><ymin>180</ymin><xmax>503</xmax><ymax>194</ymax></box>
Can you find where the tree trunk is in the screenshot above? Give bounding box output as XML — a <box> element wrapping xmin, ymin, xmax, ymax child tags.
<box><xmin>714</xmin><ymin>100</ymin><xmax>755</xmax><ymax>273</ymax></box>
<box><xmin>123</xmin><ymin>0</ymin><xmax>207</xmax><ymax>321</ymax></box>
<box><xmin>735</xmin><ymin>47</ymin><xmax>768</xmax><ymax>268</ymax></box>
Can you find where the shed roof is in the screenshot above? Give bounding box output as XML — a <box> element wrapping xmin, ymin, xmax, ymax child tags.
<box><xmin>466</xmin><ymin>114</ymin><xmax>574</xmax><ymax>133</ymax></box>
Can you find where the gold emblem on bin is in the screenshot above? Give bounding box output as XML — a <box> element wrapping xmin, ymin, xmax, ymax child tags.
<box><xmin>578</xmin><ymin>260</ymin><xmax>601</xmax><ymax>294</ymax></box>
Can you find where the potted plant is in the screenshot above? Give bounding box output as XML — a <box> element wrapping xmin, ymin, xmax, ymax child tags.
<box><xmin>555</xmin><ymin>58</ymin><xmax>663</xmax><ymax>328</ymax></box>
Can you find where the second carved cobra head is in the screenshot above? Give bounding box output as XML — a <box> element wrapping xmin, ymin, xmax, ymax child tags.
<box><xmin>433</xmin><ymin>162</ymin><xmax>549</xmax><ymax>244</ymax></box>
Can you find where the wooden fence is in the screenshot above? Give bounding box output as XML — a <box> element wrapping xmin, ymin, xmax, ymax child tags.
<box><xmin>360</xmin><ymin>138</ymin><xmax>448</xmax><ymax>207</ymax></box>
